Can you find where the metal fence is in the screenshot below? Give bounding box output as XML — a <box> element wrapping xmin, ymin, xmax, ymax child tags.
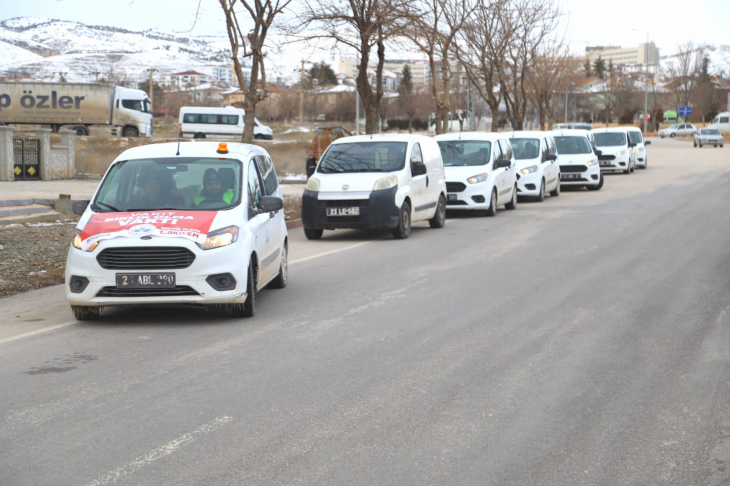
<box><xmin>13</xmin><ymin>137</ymin><xmax>40</xmax><ymax>180</ymax></box>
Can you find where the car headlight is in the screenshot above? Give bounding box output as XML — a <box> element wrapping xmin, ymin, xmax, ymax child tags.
<box><xmin>72</xmin><ymin>228</ymin><xmax>99</xmax><ymax>252</ymax></box>
<box><xmin>586</xmin><ymin>159</ymin><xmax>598</xmax><ymax>167</ymax></box>
<box><xmin>467</xmin><ymin>173</ymin><xmax>489</xmax><ymax>184</ymax></box>
<box><xmin>520</xmin><ymin>165</ymin><xmax>538</xmax><ymax>175</ymax></box>
<box><xmin>305</xmin><ymin>177</ymin><xmax>321</xmax><ymax>192</ymax></box>
<box><xmin>634</xmin><ymin>147</ymin><xmax>643</xmax><ymax>153</ymax></box>
<box><xmin>373</xmin><ymin>175</ymin><xmax>398</xmax><ymax>191</ymax></box>
<box><xmin>615</xmin><ymin>149</ymin><xmax>627</xmax><ymax>157</ymax></box>
<box><xmin>198</xmin><ymin>225</ymin><xmax>239</xmax><ymax>250</ymax></box>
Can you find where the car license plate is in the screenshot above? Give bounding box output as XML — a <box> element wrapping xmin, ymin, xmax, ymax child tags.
<box><xmin>447</xmin><ymin>194</ymin><xmax>458</xmax><ymax>202</ymax></box>
<box><xmin>599</xmin><ymin>161</ymin><xmax>613</xmax><ymax>167</ymax></box>
<box><xmin>327</xmin><ymin>207</ymin><xmax>359</xmax><ymax>216</ymax></box>
<box><xmin>561</xmin><ymin>173</ymin><xmax>581</xmax><ymax>180</ymax></box>
<box><xmin>116</xmin><ymin>273</ymin><xmax>175</xmax><ymax>288</ymax></box>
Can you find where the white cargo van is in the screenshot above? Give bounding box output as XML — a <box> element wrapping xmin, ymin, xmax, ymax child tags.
<box><xmin>709</xmin><ymin>112</ymin><xmax>730</xmax><ymax>133</ymax></box>
<box><xmin>179</xmin><ymin>106</ymin><xmax>273</xmax><ymax>140</ymax></box>
<box><xmin>301</xmin><ymin>134</ymin><xmax>447</xmax><ymax>239</ymax></box>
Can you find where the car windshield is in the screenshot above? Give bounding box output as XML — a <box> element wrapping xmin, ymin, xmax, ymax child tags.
<box><xmin>93</xmin><ymin>157</ymin><xmax>243</xmax><ymax>212</ymax></box>
<box><xmin>595</xmin><ymin>132</ymin><xmax>627</xmax><ymax>146</ymax></box>
<box><xmin>509</xmin><ymin>138</ymin><xmax>540</xmax><ymax>160</ymax></box>
<box><xmin>437</xmin><ymin>140</ymin><xmax>492</xmax><ymax>166</ymax></box>
<box><xmin>628</xmin><ymin>131</ymin><xmax>643</xmax><ymax>144</ymax></box>
<box><xmin>554</xmin><ymin>136</ymin><xmax>592</xmax><ymax>154</ymax></box>
<box><xmin>318</xmin><ymin>142</ymin><xmax>407</xmax><ymax>173</ymax></box>
<box><xmin>702</xmin><ymin>129</ymin><xmax>720</xmax><ymax>135</ymax></box>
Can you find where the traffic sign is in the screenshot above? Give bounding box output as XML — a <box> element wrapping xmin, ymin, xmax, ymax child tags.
<box><xmin>678</xmin><ymin>106</ymin><xmax>692</xmax><ymax>117</ymax></box>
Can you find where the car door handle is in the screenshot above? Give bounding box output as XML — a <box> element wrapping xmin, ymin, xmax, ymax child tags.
<box><xmin>426</xmin><ymin>176</ymin><xmax>429</xmax><ymax>187</ymax></box>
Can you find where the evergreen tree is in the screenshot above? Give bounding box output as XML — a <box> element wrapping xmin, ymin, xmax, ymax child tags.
<box><xmin>307</xmin><ymin>62</ymin><xmax>338</xmax><ymax>88</ymax></box>
<box><xmin>397</xmin><ymin>65</ymin><xmax>416</xmax><ymax>133</ymax></box>
<box><xmin>593</xmin><ymin>56</ymin><xmax>606</xmax><ymax>80</ymax></box>
<box><xmin>584</xmin><ymin>59</ymin><xmax>592</xmax><ymax>78</ymax></box>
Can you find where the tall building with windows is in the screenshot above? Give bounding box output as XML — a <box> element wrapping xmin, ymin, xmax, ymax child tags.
<box><xmin>586</xmin><ymin>43</ymin><xmax>660</xmax><ymax>67</ymax></box>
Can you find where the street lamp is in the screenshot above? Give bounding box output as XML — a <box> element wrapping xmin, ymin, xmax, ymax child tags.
<box><xmin>633</xmin><ymin>29</ymin><xmax>650</xmax><ymax>133</ymax></box>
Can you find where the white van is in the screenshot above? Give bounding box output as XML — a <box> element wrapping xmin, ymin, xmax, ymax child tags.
<box><xmin>594</xmin><ymin>127</ymin><xmax>636</xmax><ymax>174</ymax></box>
<box><xmin>551</xmin><ymin>129</ymin><xmax>603</xmax><ymax>190</ymax></box>
<box><xmin>509</xmin><ymin>131</ymin><xmax>561</xmax><ymax>201</ymax></box>
<box><xmin>709</xmin><ymin>112</ymin><xmax>730</xmax><ymax>133</ymax></box>
<box><xmin>65</xmin><ymin>141</ymin><xmax>288</xmax><ymax>320</ymax></box>
<box><xmin>434</xmin><ymin>132</ymin><xmax>518</xmax><ymax>216</ymax></box>
<box><xmin>625</xmin><ymin>126</ymin><xmax>651</xmax><ymax>169</ymax></box>
<box><xmin>179</xmin><ymin>106</ymin><xmax>274</xmax><ymax>140</ymax></box>
<box><xmin>301</xmin><ymin>134</ymin><xmax>447</xmax><ymax>239</ymax></box>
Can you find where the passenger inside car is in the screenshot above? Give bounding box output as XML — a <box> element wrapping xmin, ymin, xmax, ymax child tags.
<box><xmin>194</xmin><ymin>169</ymin><xmax>234</xmax><ymax>206</ymax></box>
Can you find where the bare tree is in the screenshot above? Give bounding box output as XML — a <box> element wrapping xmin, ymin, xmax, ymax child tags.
<box><xmin>526</xmin><ymin>42</ymin><xmax>579</xmax><ymax>130</ymax></box>
<box><xmin>297</xmin><ymin>0</ymin><xmax>412</xmax><ymax>134</ymax></box>
<box><xmin>406</xmin><ymin>0</ymin><xmax>475</xmax><ymax>134</ymax></box>
<box><xmin>219</xmin><ymin>0</ymin><xmax>292</xmax><ymax>143</ymax></box>
<box><xmin>668</xmin><ymin>41</ymin><xmax>706</xmax><ymax>112</ymax></box>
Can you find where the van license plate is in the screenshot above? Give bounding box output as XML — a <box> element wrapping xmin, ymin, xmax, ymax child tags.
<box><xmin>327</xmin><ymin>207</ymin><xmax>359</xmax><ymax>216</ymax></box>
<box><xmin>116</xmin><ymin>273</ymin><xmax>175</xmax><ymax>288</ymax></box>
<box><xmin>561</xmin><ymin>173</ymin><xmax>582</xmax><ymax>180</ymax></box>
<box><xmin>447</xmin><ymin>194</ymin><xmax>457</xmax><ymax>202</ymax></box>
<box><xmin>599</xmin><ymin>161</ymin><xmax>613</xmax><ymax>167</ymax></box>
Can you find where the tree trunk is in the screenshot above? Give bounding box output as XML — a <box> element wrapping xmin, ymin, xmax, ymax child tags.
<box><xmin>488</xmin><ymin>100</ymin><xmax>499</xmax><ymax>132</ymax></box>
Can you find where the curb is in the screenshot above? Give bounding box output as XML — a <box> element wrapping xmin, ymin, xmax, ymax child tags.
<box><xmin>286</xmin><ymin>219</ymin><xmax>303</xmax><ymax>229</ymax></box>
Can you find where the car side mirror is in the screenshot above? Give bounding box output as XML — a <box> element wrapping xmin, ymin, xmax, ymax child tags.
<box><xmin>73</xmin><ymin>200</ymin><xmax>90</xmax><ymax>215</ymax></box>
<box><xmin>629</xmin><ymin>142</ymin><xmax>637</xmax><ymax>148</ymax></box>
<box><xmin>644</xmin><ymin>140</ymin><xmax>651</xmax><ymax>145</ymax></box>
<box><xmin>544</xmin><ymin>154</ymin><xmax>557</xmax><ymax>162</ymax></box>
<box><xmin>496</xmin><ymin>159</ymin><xmax>512</xmax><ymax>169</ymax></box>
<box><xmin>412</xmin><ymin>162</ymin><xmax>427</xmax><ymax>177</ymax></box>
<box><xmin>259</xmin><ymin>195</ymin><xmax>284</xmax><ymax>214</ymax></box>
<box><xmin>306</xmin><ymin>165</ymin><xmax>316</xmax><ymax>178</ymax></box>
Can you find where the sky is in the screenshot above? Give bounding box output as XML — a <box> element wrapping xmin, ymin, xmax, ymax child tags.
<box><xmin>1</xmin><ymin>0</ymin><xmax>729</xmax><ymax>57</ymax></box>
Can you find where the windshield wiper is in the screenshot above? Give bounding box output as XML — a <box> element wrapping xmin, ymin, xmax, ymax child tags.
<box><xmin>95</xmin><ymin>201</ymin><xmax>121</xmax><ymax>212</ymax></box>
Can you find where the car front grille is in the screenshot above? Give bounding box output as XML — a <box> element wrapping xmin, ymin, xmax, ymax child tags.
<box><xmin>598</xmin><ymin>155</ymin><xmax>616</xmax><ymax>161</ymax></box>
<box><xmin>96</xmin><ymin>286</ymin><xmax>200</xmax><ymax>297</ymax></box>
<box><xmin>560</xmin><ymin>165</ymin><xmax>587</xmax><ymax>173</ymax></box>
<box><xmin>96</xmin><ymin>247</ymin><xmax>196</xmax><ymax>270</ymax></box>
<box><xmin>446</xmin><ymin>182</ymin><xmax>466</xmax><ymax>193</ymax></box>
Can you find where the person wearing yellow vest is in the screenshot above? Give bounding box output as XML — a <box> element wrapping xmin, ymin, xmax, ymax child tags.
<box><xmin>194</xmin><ymin>169</ymin><xmax>234</xmax><ymax>207</ymax></box>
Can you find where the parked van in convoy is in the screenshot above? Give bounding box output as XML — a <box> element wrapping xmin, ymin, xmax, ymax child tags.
<box><xmin>301</xmin><ymin>134</ymin><xmax>447</xmax><ymax>239</ymax></box>
<box><xmin>626</xmin><ymin>126</ymin><xmax>651</xmax><ymax>169</ymax></box>
<box><xmin>179</xmin><ymin>106</ymin><xmax>274</xmax><ymax>140</ymax></box>
<box><xmin>594</xmin><ymin>127</ymin><xmax>636</xmax><ymax>174</ymax></box>
<box><xmin>66</xmin><ymin>141</ymin><xmax>288</xmax><ymax>320</ymax></box>
<box><xmin>708</xmin><ymin>112</ymin><xmax>730</xmax><ymax>133</ymax></box>
<box><xmin>509</xmin><ymin>131</ymin><xmax>560</xmax><ymax>201</ymax></box>
<box><xmin>434</xmin><ymin>132</ymin><xmax>517</xmax><ymax>216</ymax></box>
<box><xmin>550</xmin><ymin>129</ymin><xmax>603</xmax><ymax>190</ymax></box>
<box><xmin>0</xmin><ymin>82</ymin><xmax>152</xmax><ymax>137</ymax></box>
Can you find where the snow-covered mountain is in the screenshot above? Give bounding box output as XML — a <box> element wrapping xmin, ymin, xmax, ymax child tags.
<box><xmin>0</xmin><ymin>17</ymin><xmax>309</xmax><ymax>85</ymax></box>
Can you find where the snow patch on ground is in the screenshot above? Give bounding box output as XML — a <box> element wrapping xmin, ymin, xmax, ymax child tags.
<box><xmin>282</xmin><ymin>127</ymin><xmax>312</xmax><ymax>134</ymax></box>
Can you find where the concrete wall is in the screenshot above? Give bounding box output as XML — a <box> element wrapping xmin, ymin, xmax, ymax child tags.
<box><xmin>0</xmin><ymin>126</ymin><xmax>13</xmax><ymax>182</ymax></box>
<box><xmin>0</xmin><ymin>127</ymin><xmax>76</xmax><ymax>181</ymax></box>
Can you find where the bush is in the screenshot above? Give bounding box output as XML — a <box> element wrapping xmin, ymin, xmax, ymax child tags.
<box><xmin>387</xmin><ymin>119</ymin><xmax>429</xmax><ymax>131</ymax></box>
<box><xmin>619</xmin><ymin>110</ymin><xmax>634</xmax><ymax>125</ymax></box>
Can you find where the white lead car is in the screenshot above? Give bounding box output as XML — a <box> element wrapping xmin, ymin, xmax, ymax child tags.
<box><xmin>65</xmin><ymin>142</ymin><xmax>288</xmax><ymax>320</ymax></box>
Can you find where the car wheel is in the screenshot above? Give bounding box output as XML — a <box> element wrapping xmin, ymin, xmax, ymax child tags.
<box><xmin>122</xmin><ymin>126</ymin><xmax>139</xmax><ymax>137</ymax></box>
<box><xmin>550</xmin><ymin>179</ymin><xmax>560</xmax><ymax>197</ymax></box>
<box><xmin>193</xmin><ymin>133</ymin><xmax>206</xmax><ymax>139</ymax></box>
<box><xmin>428</xmin><ymin>195</ymin><xmax>446</xmax><ymax>229</ymax></box>
<box><xmin>694</xmin><ymin>140</ymin><xmax>697</xmax><ymax>147</ymax></box>
<box><xmin>392</xmin><ymin>201</ymin><xmax>412</xmax><ymax>239</ymax></box>
<box><xmin>536</xmin><ymin>179</ymin><xmax>545</xmax><ymax>202</ymax></box>
<box><xmin>623</xmin><ymin>165</ymin><xmax>630</xmax><ymax>174</ymax></box>
<box><xmin>72</xmin><ymin>306</ymin><xmax>100</xmax><ymax>321</ymax></box>
<box><xmin>485</xmin><ymin>189</ymin><xmax>498</xmax><ymax>217</ymax></box>
<box><xmin>505</xmin><ymin>185</ymin><xmax>517</xmax><ymax>210</ymax></box>
<box><xmin>232</xmin><ymin>259</ymin><xmax>256</xmax><ymax>318</ymax></box>
<box><xmin>268</xmin><ymin>242</ymin><xmax>288</xmax><ymax>289</ymax></box>
<box><xmin>670</xmin><ymin>133</ymin><xmax>676</xmax><ymax>138</ymax></box>
<box><xmin>304</xmin><ymin>228</ymin><xmax>323</xmax><ymax>240</ymax></box>
<box><xmin>699</xmin><ymin>141</ymin><xmax>703</xmax><ymax>148</ymax></box>
<box><xmin>73</xmin><ymin>125</ymin><xmax>89</xmax><ymax>136</ymax></box>
<box><xmin>587</xmin><ymin>174</ymin><xmax>604</xmax><ymax>191</ymax></box>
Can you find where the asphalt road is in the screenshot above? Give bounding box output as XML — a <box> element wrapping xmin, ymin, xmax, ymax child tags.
<box><xmin>2</xmin><ymin>137</ymin><xmax>729</xmax><ymax>485</ymax></box>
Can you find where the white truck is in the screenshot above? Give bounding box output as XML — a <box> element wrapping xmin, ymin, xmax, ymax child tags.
<box><xmin>0</xmin><ymin>82</ymin><xmax>152</xmax><ymax>137</ymax></box>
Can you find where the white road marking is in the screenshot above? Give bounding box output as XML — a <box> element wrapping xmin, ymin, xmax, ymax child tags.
<box><xmin>0</xmin><ymin>321</ymin><xmax>77</xmax><ymax>346</ymax></box>
<box><xmin>290</xmin><ymin>240</ymin><xmax>373</xmax><ymax>265</ymax></box>
<box><xmin>86</xmin><ymin>416</ymin><xmax>233</xmax><ymax>486</ymax></box>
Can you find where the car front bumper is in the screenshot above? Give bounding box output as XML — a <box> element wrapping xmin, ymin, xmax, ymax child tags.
<box><xmin>558</xmin><ymin>164</ymin><xmax>601</xmax><ymax>186</ymax></box>
<box><xmin>301</xmin><ymin>187</ymin><xmax>400</xmax><ymax>231</ymax></box>
<box><xmin>445</xmin><ymin>180</ymin><xmax>492</xmax><ymax>210</ymax></box>
<box><xmin>599</xmin><ymin>154</ymin><xmax>631</xmax><ymax>172</ymax></box>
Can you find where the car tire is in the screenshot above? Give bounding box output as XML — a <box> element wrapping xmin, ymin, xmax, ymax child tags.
<box><xmin>587</xmin><ymin>174</ymin><xmax>604</xmax><ymax>191</ymax></box>
<box><xmin>73</xmin><ymin>125</ymin><xmax>89</xmax><ymax>136</ymax></box>
<box><xmin>428</xmin><ymin>195</ymin><xmax>446</xmax><ymax>229</ymax></box>
<box><xmin>505</xmin><ymin>185</ymin><xmax>517</xmax><ymax>210</ymax></box>
<box><xmin>193</xmin><ymin>133</ymin><xmax>206</xmax><ymax>139</ymax></box>
<box><xmin>699</xmin><ymin>141</ymin><xmax>703</xmax><ymax>148</ymax></box>
<box><xmin>268</xmin><ymin>242</ymin><xmax>288</xmax><ymax>289</ymax></box>
<box><xmin>304</xmin><ymin>228</ymin><xmax>323</xmax><ymax>240</ymax></box>
<box><xmin>122</xmin><ymin>126</ymin><xmax>139</xmax><ymax>138</ymax></box>
<box><xmin>232</xmin><ymin>259</ymin><xmax>256</xmax><ymax>318</ymax></box>
<box><xmin>485</xmin><ymin>189</ymin><xmax>498</xmax><ymax>217</ymax></box>
<box><xmin>536</xmin><ymin>179</ymin><xmax>545</xmax><ymax>202</ymax></box>
<box><xmin>392</xmin><ymin>201</ymin><xmax>412</xmax><ymax>239</ymax></box>
<box><xmin>694</xmin><ymin>141</ymin><xmax>697</xmax><ymax>147</ymax></box>
<box><xmin>72</xmin><ymin>306</ymin><xmax>100</xmax><ymax>321</ymax></box>
<box><xmin>670</xmin><ymin>133</ymin><xmax>676</xmax><ymax>138</ymax></box>
<box><xmin>550</xmin><ymin>179</ymin><xmax>560</xmax><ymax>197</ymax></box>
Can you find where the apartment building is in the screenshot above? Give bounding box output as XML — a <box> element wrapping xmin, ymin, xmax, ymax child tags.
<box><xmin>586</xmin><ymin>43</ymin><xmax>660</xmax><ymax>67</ymax></box>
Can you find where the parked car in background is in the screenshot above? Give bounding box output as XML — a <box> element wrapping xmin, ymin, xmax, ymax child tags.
<box><xmin>302</xmin><ymin>134</ymin><xmax>447</xmax><ymax>240</ymax></box>
<box><xmin>435</xmin><ymin>132</ymin><xmax>517</xmax><ymax>216</ymax></box>
<box><xmin>594</xmin><ymin>128</ymin><xmax>636</xmax><ymax>174</ymax></box>
<box><xmin>552</xmin><ymin>123</ymin><xmax>592</xmax><ymax>131</ymax></box>
<box><xmin>626</xmin><ymin>127</ymin><xmax>651</xmax><ymax>169</ymax></box>
<box><xmin>66</xmin><ymin>141</ymin><xmax>288</xmax><ymax>320</ymax></box>
<box><xmin>708</xmin><ymin>112</ymin><xmax>730</xmax><ymax>133</ymax></box>
<box><xmin>509</xmin><ymin>131</ymin><xmax>560</xmax><ymax>201</ymax></box>
<box><xmin>659</xmin><ymin>123</ymin><xmax>697</xmax><ymax>138</ymax></box>
<box><xmin>551</xmin><ymin>129</ymin><xmax>603</xmax><ymax>191</ymax></box>
<box><xmin>179</xmin><ymin>106</ymin><xmax>273</xmax><ymax>140</ymax></box>
<box><xmin>694</xmin><ymin>128</ymin><xmax>724</xmax><ymax>148</ymax></box>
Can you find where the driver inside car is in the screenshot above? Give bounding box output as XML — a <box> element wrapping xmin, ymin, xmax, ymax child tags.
<box><xmin>194</xmin><ymin>169</ymin><xmax>234</xmax><ymax>206</ymax></box>
<box><xmin>131</xmin><ymin>170</ymin><xmax>182</xmax><ymax>209</ymax></box>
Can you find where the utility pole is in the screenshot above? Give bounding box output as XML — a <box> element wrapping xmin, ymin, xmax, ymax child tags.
<box><xmin>634</xmin><ymin>29</ymin><xmax>650</xmax><ymax>132</ymax></box>
<box><xmin>145</xmin><ymin>68</ymin><xmax>159</xmax><ymax>112</ymax></box>
<box><xmin>564</xmin><ymin>89</ymin><xmax>568</xmax><ymax>124</ymax></box>
<box><xmin>355</xmin><ymin>90</ymin><xmax>360</xmax><ymax>135</ymax></box>
<box><xmin>299</xmin><ymin>60</ymin><xmax>304</xmax><ymax>124</ymax></box>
